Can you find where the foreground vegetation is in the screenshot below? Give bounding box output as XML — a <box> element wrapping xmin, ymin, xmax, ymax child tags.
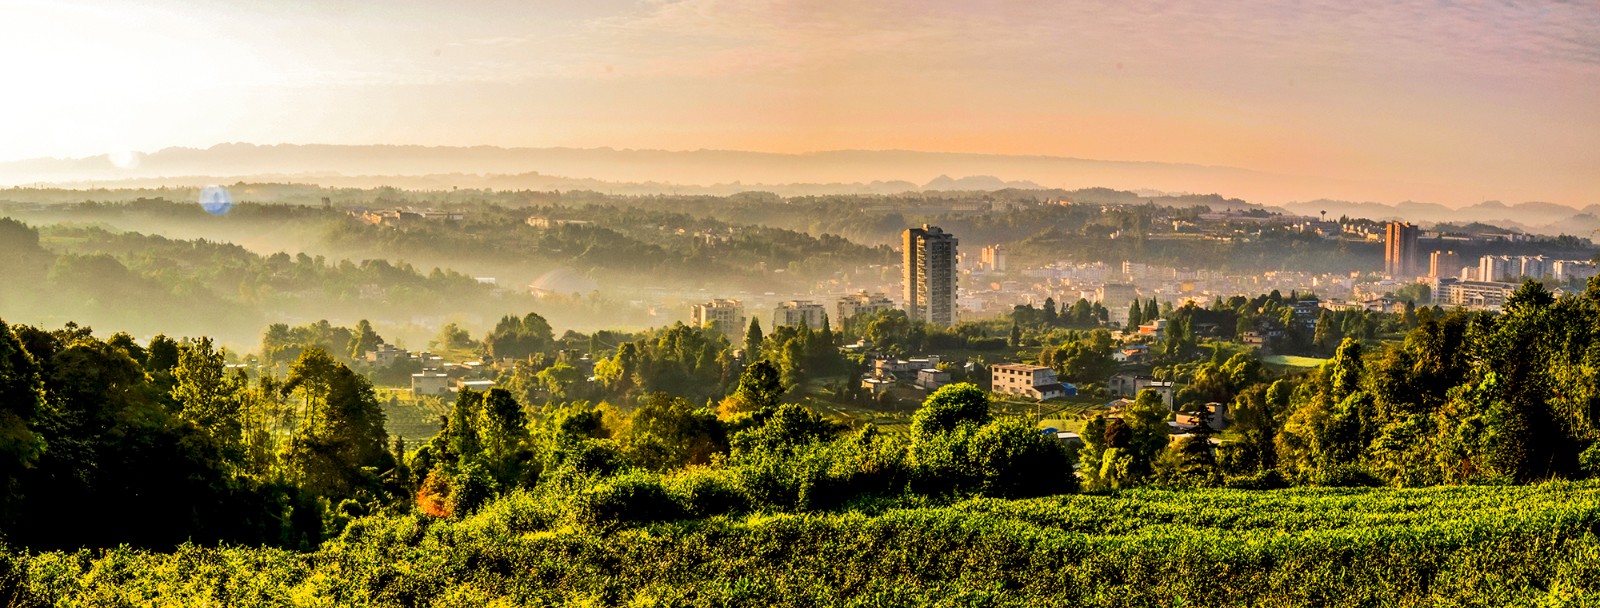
<box><xmin>8</xmin><ymin>481</ymin><xmax>1599</xmax><ymax>606</ymax></box>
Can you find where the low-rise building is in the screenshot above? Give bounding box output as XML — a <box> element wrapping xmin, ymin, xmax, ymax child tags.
<box><xmin>915</xmin><ymin>368</ymin><xmax>952</xmax><ymax>390</ymax></box>
<box><xmin>1113</xmin><ymin>345</ymin><xmax>1150</xmax><ymax>363</ymax></box>
<box><xmin>1108</xmin><ymin>374</ymin><xmax>1175</xmax><ymax>408</ymax></box>
<box><xmin>411</xmin><ymin>372</ymin><xmax>450</xmax><ymax>396</ymax></box>
<box><xmin>525</xmin><ymin>216</ymin><xmax>593</xmax><ymax>228</ymax></box>
<box><xmin>1433</xmin><ymin>277</ymin><xmax>1519</xmax><ymax>309</ymax></box>
<box><xmin>364</xmin><ymin>343</ymin><xmax>409</xmax><ymax>367</ymax></box>
<box><xmin>1173</xmin><ymin>402</ymin><xmax>1230</xmax><ymax>432</ymax></box>
<box><xmin>991</xmin><ymin>363</ymin><xmax>1071</xmax><ymax>400</ymax></box>
<box><xmin>873</xmin><ymin>355</ymin><xmax>940</xmax><ymax>380</ymax></box>
<box><xmin>1138</xmin><ymin>318</ymin><xmax>1168</xmax><ymax>338</ymax></box>
<box><xmin>861</xmin><ymin>377</ymin><xmax>894</xmax><ymax>396</ymax></box>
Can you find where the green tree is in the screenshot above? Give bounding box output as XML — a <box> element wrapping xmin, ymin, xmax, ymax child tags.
<box><xmin>446</xmin><ymin>389</ymin><xmax>485</xmax><ymax>462</ymax></box>
<box><xmin>911</xmin><ymin>383</ymin><xmax>991</xmax><ymax>440</ymax></box>
<box><xmin>0</xmin><ymin>319</ymin><xmax>45</xmax><ymax>522</ymax></box>
<box><xmin>485</xmin><ymin>313</ymin><xmax>555</xmax><ymax>360</ymax></box>
<box><xmin>478</xmin><ymin>388</ymin><xmax>531</xmax><ymax>486</ymax></box>
<box><xmin>967</xmin><ymin>418</ymin><xmax>1077</xmax><ymax>497</ymax></box>
<box><xmin>170</xmin><ymin>337</ymin><xmax>244</xmax><ymax>457</ymax></box>
<box><xmin>623</xmin><ymin>392</ymin><xmax>727</xmax><ymax>471</ymax></box>
<box><xmin>1330</xmin><ymin>338</ymin><xmax>1364</xmax><ymax>401</ymax></box>
<box><xmin>744</xmin><ymin>318</ymin><xmax>764</xmax><ymax>359</ymax></box>
<box><xmin>536</xmin><ymin>362</ymin><xmax>584</xmax><ymax>400</ymax></box>
<box><xmin>730</xmin><ymin>360</ymin><xmax>785</xmax><ymax>414</ymax></box>
<box><xmin>1099</xmin><ymin>389</ymin><xmax>1171</xmax><ymax>488</ymax></box>
<box><xmin>347</xmin><ymin>319</ymin><xmax>383</xmax><ymax>360</ymax></box>
<box><xmin>430</xmin><ymin>322</ymin><xmax>475</xmax><ymax>353</ymax></box>
<box><xmin>730</xmin><ymin>403</ymin><xmax>841</xmax><ymax>457</ymax></box>
<box><xmin>282</xmin><ymin>359</ymin><xmax>392</xmax><ymax>500</ymax></box>
<box><xmin>145</xmin><ymin>334</ymin><xmax>180</xmax><ymax>373</ymax></box>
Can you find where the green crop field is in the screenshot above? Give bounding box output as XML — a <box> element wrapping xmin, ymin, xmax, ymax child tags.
<box><xmin>1261</xmin><ymin>354</ymin><xmax>1330</xmax><ymax>369</ymax></box>
<box><xmin>13</xmin><ymin>482</ymin><xmax>1600</xmax><ymax>606</ymax></box>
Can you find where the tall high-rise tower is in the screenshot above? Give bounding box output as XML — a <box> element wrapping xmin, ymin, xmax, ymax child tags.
<box><xmin>1428</xmin><ymin>250</ymin><xmax>1461</xmax><ymax>279</ymax></box>
<box><xmin>903</xmin><ymin>225</ymin><xmax>959</xmax><ymax>326</ymax></box>
<box><xmin>1385</xmin><ymin>221</ymin><xmax>1419</xmax><ymax>277</ymax></box>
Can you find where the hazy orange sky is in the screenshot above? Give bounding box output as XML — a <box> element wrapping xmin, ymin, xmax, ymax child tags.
<box><xmin>2</xmin><ymin>0</ymin><xmax>1598</xmax><ymax>205</ymax></box>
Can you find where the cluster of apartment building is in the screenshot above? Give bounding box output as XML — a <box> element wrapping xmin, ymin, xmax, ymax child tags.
<box><xmin>974</xmin><ymin>244</ymin><xmax>1007</xmax><ymax>272</ymax></box>
<box><xmin>691</xmin><ymin>293</ymin><xmax>899</xmax><ymax>341</ymax></box>
<box><xmin>1385</xmin><ymin>221</ymin><xmax>1595</xmax><ymax>284</ymax></box>
<box><xmin>1457</xmin><ymin>255</ymin><xmax>1598</xmax><ymax>282</ymax></box>
<box><xmin>692</xmin><ymin>224</ymin><xmax>962</xmax><ymax>341</ymax></box>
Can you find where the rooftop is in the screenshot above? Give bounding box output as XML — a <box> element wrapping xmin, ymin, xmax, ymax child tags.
<box><xmin>993</xmin><ymin>363</ymin><xmax>1051</xmax><ymax>372</ymax></box>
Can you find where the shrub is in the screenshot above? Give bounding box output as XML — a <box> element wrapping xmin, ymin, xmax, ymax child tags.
<box><xmin>967</xmin><ymin>418</ymin><xmax>1077</xmax><ymax>498</ymax></box>
<box><xmin>666</xmin><ymin>468</ymin><xmax>748</xmax><ymax>518</ymax></box>
<box><xmin>569</xmin><ymin>470</ymin><xmax>683</xmax><ymax>529</ymax></box>
<box><xmin>1580</xmin><ymin>442</ymin><xmax>1600</xmax><ymax>478</ymax></box>
<box><xmin>445</xmin><ymin>462</ymin><xmax>498</xmax><ymax>517</ymax></box>
<box><xmin>910</xmin><ymin>383</ymin><xmax>991</xmax><ymax>440</ymax></box>
<box><xmin>1225</xmin><ymin>469</ymin><xmax>1291</xmax><ymax>490</ymax></box>
<box><xmin>1316</xmin><ymin>463</ymin><xmax>1382</xmax><ymax>487</ymax></box>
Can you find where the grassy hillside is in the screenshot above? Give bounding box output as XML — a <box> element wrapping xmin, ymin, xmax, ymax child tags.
<box><xmin>10</xmin><ymin>482</ymin><xmax>1600</xmax><ymax>606</ymax></box>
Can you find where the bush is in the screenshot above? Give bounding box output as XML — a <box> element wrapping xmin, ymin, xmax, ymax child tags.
<box><xmin>1316</xmin><ymin>463</ymin><xmax>1382</xmax><ymax>488</ymax></box>
<box><xmin>17</xmin><ymin>482</ymin><xmax>1600</xmax><ymax>606</ymax></box>
<box><xmin>1580</xmin><ymin>443</ymin><xmax>1600</xmax><ymax>478</ymax></box>
<box><xmin>910</xmin><ymin>383</ymin><xmax>991</xmax><ymax>440</ymax></box>
<box><xmin>968</xmin><ymin>418</ymin><xmax>1077</xmax><ymax>498</ymax></box>
<box><xmin>1225</xmin><ymin>469</ymin><xmax>1291</xmax><ymax>490</ymax></box>
<box><xmin>909</xmin><ymin>427</ymin><xmax>979</xmax><ymax>496</ymax></box>
<box><xmin>911</xmin><ymin>419</ymin><xmax>1078</xmax><ymax>499</ymax></box>
<box><xmin>445</xmin><ymin>462</ymin><xmax>498</xmax><ymax>517</ymax></box>
<box><xmin>733</xmin><ymin>446</ymin><xmax>831</xmax><ymax>511</ymax></box>
<box><xmin>666</xmin><ymin>468</ymin><xmax>748</xmax><ymax>518</ymax></box>
<box><xmin>568</xmin><ymin>470</ymin><xmax>683</xmax><ymax>529</ymax></box>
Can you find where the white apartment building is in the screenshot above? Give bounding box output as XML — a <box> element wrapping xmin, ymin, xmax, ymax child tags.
<box><xmin>772</xmin><ymin>300</ymin><xmax>828</xmax><ymax>329</ymax></box>
<box><xmin>836</xmin><ymin>292</ymin><xmax>896</xmax><ymax>324</ymax></box>
<box><xmin>691</xmin><ymin>299</ymin><xmax>746</xmax><ymax>341</ymax></box>
<box><xmin>991</xmin><ymin>363</ymin><xmax>1070</xmax><ymax>400</ymax></box>
<box><xmin>1555</xmin><ymin>260</ymin><xmax>1600</xmax><ymax>282</ymax></box>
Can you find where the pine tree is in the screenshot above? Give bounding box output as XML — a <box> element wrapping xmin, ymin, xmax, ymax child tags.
<box><xmin>348</xmin><ymin>319</ymin><xmax>383</xmax><ymax>360</ymax></box>
<box><xmin>744</xmin><ymin>318</ymin><xmax>764</xmax><ymax>360</ymax></box>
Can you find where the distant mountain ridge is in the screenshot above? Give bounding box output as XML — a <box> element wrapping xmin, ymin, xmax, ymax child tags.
<box><xmin>2</xmin><ymin>143</ymin><xmax>1593</xmax><ymax>235</ymax></box>
<box><xmin>0</xmin><ymin>143</ymin><xmax>1460</xmax><ymax>205</ymax></box>
<box><xmin>1279</xmin><ymin>199</ymin><xmax>1600</xmax><ymax>236</ymax></box>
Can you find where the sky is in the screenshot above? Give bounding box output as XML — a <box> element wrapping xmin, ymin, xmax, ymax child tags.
<box><xmin>1</xmin><ymin>0</ymin><xmax>1598</xmax><ymax>206</ymax></box>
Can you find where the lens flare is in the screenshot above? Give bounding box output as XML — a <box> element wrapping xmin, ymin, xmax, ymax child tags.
<box><xmin>199</xmin><ymin>185</ymin><xmax>234</xmax><ymax>215</ymax></box>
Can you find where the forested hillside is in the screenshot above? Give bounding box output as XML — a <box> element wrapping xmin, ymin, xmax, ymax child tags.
<box><xmin>4</xmin><ymin>277</ymin><xmax>1600</xmax><ymax>604</ymax></box>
